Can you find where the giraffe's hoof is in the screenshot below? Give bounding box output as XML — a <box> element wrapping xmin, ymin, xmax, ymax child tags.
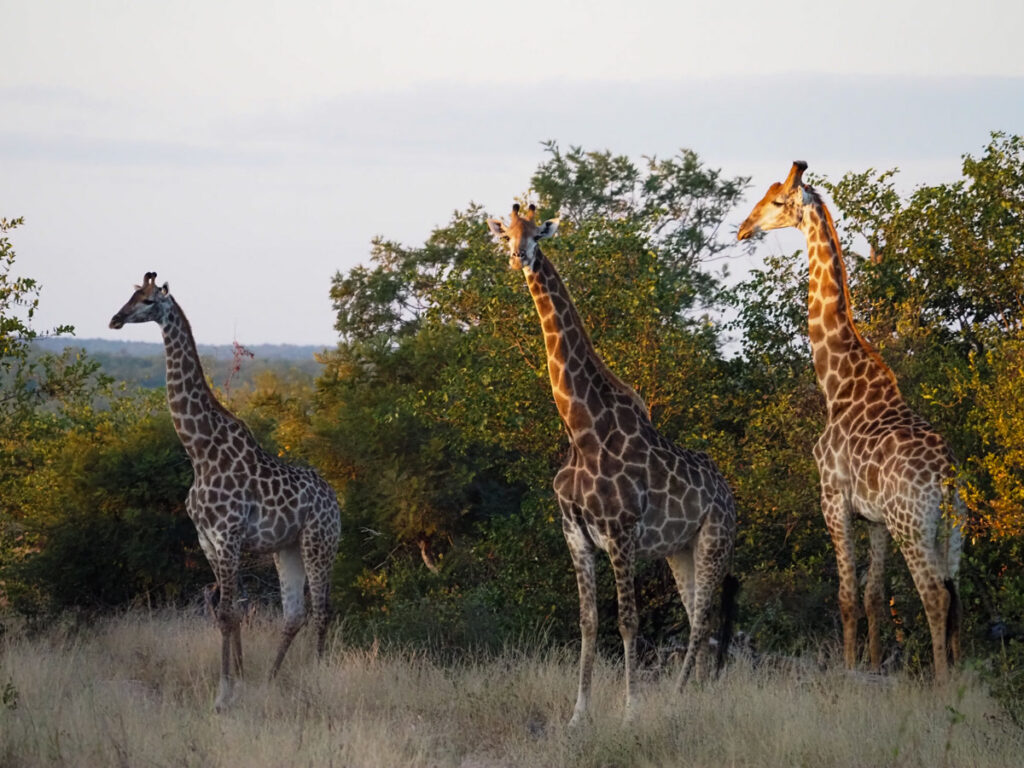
<box><xmin>622</xmin><ymin>700</ymin><xmax>640</xmax><ymax>725</ymax></box>
<box><xmin>567</xmin><ymin>710</ymin><xmax>589</xmax><ymax>729</ymax></box>
<box><xmin>214</xmin><ymin>678</ymin><xmax>238</xmax><ymax>712</ymax></box>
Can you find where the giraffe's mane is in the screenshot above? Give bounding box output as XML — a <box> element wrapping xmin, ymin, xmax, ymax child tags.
<box><xmin>171</xmin><ymin>296</ymin><xmax>257</xmax><ymax>426</ymax></box>
<box><xmin>804</xmin><ymin>185</ymin><xmax>899</xmax><ymax>388</ymax></box>
<box><xmin>589</xmin><ymin>341</ymin><xmax>650</xmax><ymax>413</ymax></box>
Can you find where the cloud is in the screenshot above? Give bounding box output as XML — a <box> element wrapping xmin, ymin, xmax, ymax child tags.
<box><xmin>6</xmin><ymin>75</ymin><xmax>1021</xmax><ymax>174</ymax></box>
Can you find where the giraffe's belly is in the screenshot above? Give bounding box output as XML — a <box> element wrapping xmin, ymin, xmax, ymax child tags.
<box><xmin>849</xmin><ymin>490</ymin><xmax>886</xmax><ymax>525</ymax></box>
<box><xmin>242</xmin><ymin>507</ymin><xmax>302</xmax><ymax>553</ymax></box>
<box><xmin>635</xmin><ymin>515</ymin><xmax>701</xmax><ymax>558</ymax></box>
<box><xmin>845</xmin><ymin>455</ymin><xmax>890</xmax><ymax>525</ymax></box>
<box><xmin>574</xmin><ymin>516</ymin><xmax>700</xmax><ymax>559</ymax></box>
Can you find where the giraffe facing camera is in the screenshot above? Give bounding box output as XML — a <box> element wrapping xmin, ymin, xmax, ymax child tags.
<box><xmin>488</xmin><ymin>204</ymin><xmax>738</xmax><ymax>726</ymax></box>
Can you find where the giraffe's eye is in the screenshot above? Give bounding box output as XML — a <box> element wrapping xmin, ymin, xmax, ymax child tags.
<box><xmin>771</xmin><ymin>200</ymin><xmax>784</xmax><ymax>207</ymax></box>
<box><xmin>142</xmin><ymin>299</ymin><xmax>155</xmax><ymax>305</ymax></box>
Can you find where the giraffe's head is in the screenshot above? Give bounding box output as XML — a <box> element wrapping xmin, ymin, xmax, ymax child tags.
<box><xmin>737</xmin><ymin>161</ymin><xmax>809</xmax><ymax>241</ymax></box>
<box><xmin>109</xmin><ymin>271</ymin><xmax>171</xmax><ymax>329</ymax></box>
<box><xmin>486</xmin><ymin>203</ymin><xmax>560</xmax><ymax>271</ymax></box>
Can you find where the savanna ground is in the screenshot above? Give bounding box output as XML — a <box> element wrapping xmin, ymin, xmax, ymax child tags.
<box><xmin>1</xmin><ymin>611</ymin><xmax>1021</xmax><ymax>768</ymax></box>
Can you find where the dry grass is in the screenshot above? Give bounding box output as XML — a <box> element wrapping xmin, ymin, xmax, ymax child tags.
<box><xmin>1</xmin><ymin>610</ymin><xmax>1021</xmax><ymax>767</ymax></box>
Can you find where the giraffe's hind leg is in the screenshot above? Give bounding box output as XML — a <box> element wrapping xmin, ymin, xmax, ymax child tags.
<box><xmin>943</xmin><ymin>492</ymin><xmax>965</xmax><ymax>665</ymax></box>
<box><xmin>864</xmin><ymin>523</ymin><xmax>889</xmax><ymax>671</ymax></box>
<box><xmin>902</xmin><ymin>540</ymin><xmax>952</xmax><ymax>682</ymax></box>
<box><xmin>666</xmin><ymin>547</ymin><xmax>702</xmax><ymax>674</ymax></box>
<box><xmin>673</xmin><ymin>524</ymin><xmax>731</xmax><ymax>686</ymax></box>
<box><xmin>666</xmin><ymin>547</ymin><xmax>695</xmax><ymax>618</ymax></box>
<box><xmin>302</xmin><ymin>520</ymin><xmax>339</xmax><ymax>659</ymax></box>
<box><xmin>270</xmin><ymin>543</ymin><xmax>307</xmax><ymax>679</ymax></box>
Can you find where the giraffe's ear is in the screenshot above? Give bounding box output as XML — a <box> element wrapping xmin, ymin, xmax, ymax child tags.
<box><xmin>486</xmin><ymin>218</ymin><xmax>508</xmax><ymax>239</ymax></box>
<box><xmin>535</xmin><ymin>218</ymin><xmax>560</xmax><ymax>240</ymax></box>
<box><xmin>160</xmin><ymin>282</ymin><xmax>169</xmax><ymax>295</ymax></box>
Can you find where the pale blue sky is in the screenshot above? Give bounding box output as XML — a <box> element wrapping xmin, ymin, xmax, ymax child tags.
<box><xmin>3</xmin><ymin>0</ymin><xmax>1023</xmax><ymax>344</ymax></box>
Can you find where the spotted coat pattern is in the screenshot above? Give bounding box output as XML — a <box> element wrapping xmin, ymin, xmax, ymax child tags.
<box><xmin>738</xmin><ymin>163</ymin><xmax>964</xmax><ymax>680</ymax></box>
<box><xmin>110</xmin><ymin>273</ymin><xmax>342</xmax><ymax>710</ymax></box>
<box><xmin>488</xmin><ymin>206</ymin><xmax>737</xmax><ymax>725</ymax></box>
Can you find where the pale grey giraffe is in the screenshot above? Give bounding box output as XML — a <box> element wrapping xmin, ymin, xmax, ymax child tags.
<box><xmin>110</xmin><ymin>272</ymin><xmax>342</xmax><ymax>709</ymax></box>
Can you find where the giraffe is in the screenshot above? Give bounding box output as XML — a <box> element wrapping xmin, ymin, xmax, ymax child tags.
<box><xmin>109</xmin><ymin>272</ymin><xmax>342</xmax><ymax>710</ymax></box>
<box><xmin>738</xmin><ymin>163</ymin><xmax>964</xmax><ymax>680</ymax></box>
<box><xmin>487</xmin><ymin>204</ymin><xmax>738</xmax><ymax>725</ymax></box>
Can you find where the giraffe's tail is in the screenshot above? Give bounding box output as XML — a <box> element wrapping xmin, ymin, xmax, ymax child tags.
<box><xmin>941</xmin><ymin>479</ymin><xmax>965</xmax><ymax>665</ymax></box>
<box><xmin>716</xmin><ymin>574</ymin><xmax>740</xmax><ymax>672</ymax></box>
<box><xmin>945</xmin><ymin>578</ymin><xmax>962</xmax><ymax>665</ymax></box>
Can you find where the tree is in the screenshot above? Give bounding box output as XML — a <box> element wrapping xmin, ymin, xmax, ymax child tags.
<box><xmin>0</xmin><ymin>217</ymin><xmax>99</xmax><ymax>437</ymax></box>
<box><xmin>0</xmin><ymin>217</ymin><xmax>116</xmax><ymax>612</ymax></box>
<box><xmin>3</xmin><ymin>390</ymin><xmax>200</xmax><ymax>614</ymax></box>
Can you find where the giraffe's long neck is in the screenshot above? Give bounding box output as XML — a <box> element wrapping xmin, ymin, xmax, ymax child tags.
<box><xmin>524</xmin><ymin>252</ymin><xmax>645</xmax><ymax>431</ymax></box>
<box><xmin>799</xmin><ymin>194</ymin><xmax>902</xmax><ymax>418</ymax></box>
<box><xmin>159</xmin><ymin>299</ymin><xmax>238</xmax><ymax>462</ymax></box>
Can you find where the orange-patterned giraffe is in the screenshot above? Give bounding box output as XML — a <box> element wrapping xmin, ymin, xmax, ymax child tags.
<box><xmin>489</xmin><ymin>204</ymin><xmax>738</xmax><ymax>724</ymax></box>
<box><xmin>738</xmin><ymin>163</ymin><xmax>964</xmax><ymax>680</ymax></box>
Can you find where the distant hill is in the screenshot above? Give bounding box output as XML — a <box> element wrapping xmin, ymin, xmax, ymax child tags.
<box><xmin>34</xmin><ymin>337</ymin><xmax>327</xmax><ymax>361</ymax></box>
<box><xmin>33</xmin><ymin>337</ymin><xmax>331</xmax><ymax>390</ymax></box>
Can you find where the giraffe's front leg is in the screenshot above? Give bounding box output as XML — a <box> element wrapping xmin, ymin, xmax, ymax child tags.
<box><xmin>213</xmin><ymin>556</ymin><xmax>242</xmax><ymax>712</ymax></box>
<box><xmin>562</xmin><ymin>511</ymin><xmax>597</xmax><ymax>727</ymax></box>
<box><xmin>822</xmin><ymin>488</ymin><xmax>859</xmax><ymax>669</ymax></box>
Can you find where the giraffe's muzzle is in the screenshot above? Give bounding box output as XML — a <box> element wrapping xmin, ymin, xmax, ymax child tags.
<box><xmin>737</xmin><ymin>220</ymin><xmax>758</xmax><ymax>241</ymax></box>
<box><xmin>109</xmin><ymin>314</ymin><xmax>125</xmax><ymax>329</ymax></box>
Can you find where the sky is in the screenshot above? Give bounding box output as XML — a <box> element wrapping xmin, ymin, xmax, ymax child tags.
<box><xmin>3</xmin><ymin>0</ymin><xmax>1023</xmax><ymax>346</ymax></box>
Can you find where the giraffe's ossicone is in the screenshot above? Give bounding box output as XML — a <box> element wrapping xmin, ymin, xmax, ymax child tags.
<box><xmin>739</xmin><ymin>163</ymin><xmax>964</xmax><ymax>681</ymax></box>
<box><xmin>110</xmin><ymin>272</ymin><xmax>342</xmax><ymax>711</ymax></box>
<box><xmin>488</xmin><ymin>204</ymin><xmax>738</xmax><ymax>726</ymax></box>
